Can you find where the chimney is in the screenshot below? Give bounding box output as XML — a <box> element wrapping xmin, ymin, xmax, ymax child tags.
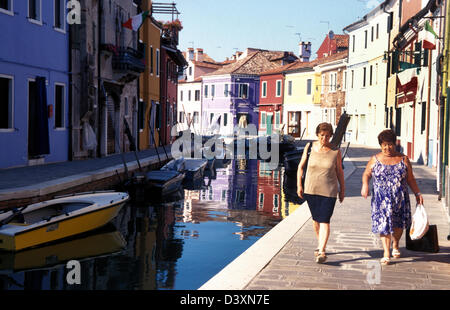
<box><xmin>188</xmin><ymin>48</ymin><xmax>194</xmax><ymax>61</ymax></box>
<box><xmin>299</xmin><ymin>41</ymin><xmax>312</xmax><ymax>62</ymax></box>
<box><xmin>195</xmin><ymin>48</ymin><xmax>204</xmax><ymax>61</ymax></box>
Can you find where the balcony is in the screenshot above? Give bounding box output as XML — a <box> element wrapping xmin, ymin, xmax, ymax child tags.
<box><xmin>112</xmin><ymin>46</ymin><xmax>145</xmax><ymax>74</ymax></box>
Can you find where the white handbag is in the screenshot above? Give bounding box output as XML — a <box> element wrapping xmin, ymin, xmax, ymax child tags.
<box><xmin>409</xmin><ymin>204</ymin><xmax>429</xmax><ymax>240</ymax></box>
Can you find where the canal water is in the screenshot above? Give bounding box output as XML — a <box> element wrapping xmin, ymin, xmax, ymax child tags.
<box><xmin>0</xmin><ymin>159</ymin><xmax>303</xmax><ymax>290</ymax></box>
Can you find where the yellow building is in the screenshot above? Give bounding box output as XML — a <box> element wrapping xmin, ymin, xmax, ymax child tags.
<box><xmin>139</xmin><ymin>2</ymin><xmax>162</xmax><ymax>150</ymax></box>
<box><xmin>283</xmin><ymin>60</ymin><xmax>321</xmax><ymax>139</ymax></box>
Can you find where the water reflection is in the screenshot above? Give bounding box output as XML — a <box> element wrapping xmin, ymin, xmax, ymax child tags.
<box><xmin>0</xmin><ymin>159</ymin><xmax>305</xmax><ymax>290</ymax></box>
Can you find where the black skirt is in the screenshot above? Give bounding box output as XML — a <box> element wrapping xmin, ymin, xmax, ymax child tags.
<box><xmin>304</xmin><ymin>194</ymin><xmax>337</xmax><ymax>223</ymax></box>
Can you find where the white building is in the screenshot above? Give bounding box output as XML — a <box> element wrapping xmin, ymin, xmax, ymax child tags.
<box><xmin>343</xmin><ymin>1</ymin><xmax>395</xmax><ymax>146</ymax></box>
<box><xmin>177</xmin><ymin>48</ymin><xmax>224</xmax><ymax>134</ymax></box>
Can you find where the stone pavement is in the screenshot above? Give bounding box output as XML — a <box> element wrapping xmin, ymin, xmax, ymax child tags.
<box><xmin>245</xmin><ymin>144</ymin><xmax>450</xmax><ymax>290</ymax></box>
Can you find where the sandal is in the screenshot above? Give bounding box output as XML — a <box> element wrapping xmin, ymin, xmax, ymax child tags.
<box><xmin>380</xmin><ymin>257</ymin><xmax>391</xmax><ymax>265</ymax></box>
<box><xmin>314</xmin><ymin>249</ymin><xmax>320</xmax><ymax>257</ymax></box>
<box><xmin>315</xmin><ymin>252</ymin><xmax>327</xmax><ymax>264</ymax></box>
<box><xmin>392</xmin><ymin>249</ymin><xmax>401</xmax><ymax>259</ymax></box>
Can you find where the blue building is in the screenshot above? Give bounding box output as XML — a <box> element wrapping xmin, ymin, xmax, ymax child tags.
<box><xmin>0</xmin><ymin>0</ymin><xmax>69</xmax><ymax>169</ymax></box>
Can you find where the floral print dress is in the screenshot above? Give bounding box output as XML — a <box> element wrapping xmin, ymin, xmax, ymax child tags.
<box><xmin>371</xmin><ymin>156</ymin><xmax>412</xmax><ymax>235</ymax></box>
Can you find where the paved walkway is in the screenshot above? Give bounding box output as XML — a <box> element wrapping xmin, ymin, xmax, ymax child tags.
<box><xmin>0</xmin><ymin>146</ymin><xmax>173</xmax><ymax>208</ymax></box>
<box><xmin>244</xmin><ymin>145</ymin><xmax>450</xmax><ymax>290</ymax></box>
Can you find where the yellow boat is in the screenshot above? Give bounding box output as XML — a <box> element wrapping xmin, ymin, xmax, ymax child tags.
<box><xmin>0</xmin><ymin>191</ymin><xmax>129</xmax><ymax>251</ymax></box>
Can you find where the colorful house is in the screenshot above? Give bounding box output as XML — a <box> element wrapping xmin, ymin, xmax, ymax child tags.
<box><xmin>314</xmin><ymin>51</ymin><xmax>348</xmax><ymax>129</ymax></box>
<box><xmin>159</xmin><ymin>19</ymin><xmax>187</xmax><ymax>145</ymax></box>
<box><xmin>283</xmin><ymin>60</ymin><xmax>321</xmax><ymax>139</ymax></box>
<box><xmin>258</xmin><ymin>63</ymin><xmax>296</xmax><ymax>136</ymax></box>
<box><xmin>0</xmin><ymin>0</ymin><xmax>69</xmax><ymax>168</ymax></box>
<box><xmin>177</xmin><ymin>48</ymin><xmax>225</xmax><ymax>134</ymax></box>
<box><xmin>201</xmin><ymin>49</ymin><xmax>297</xmax><ymax>137</ymax></box>
<box><xmin>138</xmin><ymin>4</ymin><xmax>162</xmax><ymax>150</ymax></box>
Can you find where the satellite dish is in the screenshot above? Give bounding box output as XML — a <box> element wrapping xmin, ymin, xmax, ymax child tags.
<box><xmin>329</xmin><ymin>30</ymin><xmax>335</xmax><ymax>39</ymax></box>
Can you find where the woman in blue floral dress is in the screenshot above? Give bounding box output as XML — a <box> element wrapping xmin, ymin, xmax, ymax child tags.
<box><xmin>361</xmin><ymin>130</ymin><xmax>423</xmax><ymax>265</ymax></box>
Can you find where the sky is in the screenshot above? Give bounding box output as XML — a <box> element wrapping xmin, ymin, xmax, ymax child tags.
<box><xmin>152</xmin><ymin>0</ymin><xmax>383</xmax><ymax>62</ymax></box>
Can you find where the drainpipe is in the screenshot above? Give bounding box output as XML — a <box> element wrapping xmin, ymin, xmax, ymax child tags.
<box><xmin>68</xmin><ymin>17</ymin><xmax>73</xmax><ymax>161</ymax></box>
<box><xmin>440</xmin><ymin>0</ymin><xmax>450</xmax><ymax>199</ymax></box>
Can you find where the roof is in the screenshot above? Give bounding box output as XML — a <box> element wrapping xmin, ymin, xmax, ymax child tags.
<box><xmin>204</xmin><ymin>50</ymin><xmax>295</xmax><ymax>76</ymax></box>
<box><xmin>315</xmin><ymin>50</ymin><xmax>348</xmax><ymax>66</ymax></box>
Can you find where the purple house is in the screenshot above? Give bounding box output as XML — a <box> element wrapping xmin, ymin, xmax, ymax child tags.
<box><xmin>201</xmin><ymin>49</ymin><xmax>298</xmax><ymax>137</ymax></box>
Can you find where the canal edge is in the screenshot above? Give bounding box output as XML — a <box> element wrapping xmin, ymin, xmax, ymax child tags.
<box><xmin>198</xmin><ymin>158</ymin><xmax>357</xmax><ymax>290</ymax></box>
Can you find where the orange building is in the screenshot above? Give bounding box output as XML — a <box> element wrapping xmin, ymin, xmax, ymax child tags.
<box><xmin>138</xmin><ymin>1</ymin><xmax>163</xmax><ymax>149</ymax></box>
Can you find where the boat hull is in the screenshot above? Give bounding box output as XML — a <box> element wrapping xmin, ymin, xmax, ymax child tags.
<box><xmin>0</xmin><ymin>192</ymin><xmax>129</xmax><ymax>252</ymax></box>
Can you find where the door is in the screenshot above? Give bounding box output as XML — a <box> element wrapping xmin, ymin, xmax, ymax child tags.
<box><xmin>288</xmin><ymin>112</ymin><xmax>301</xmax><ymax>138</ymax></box>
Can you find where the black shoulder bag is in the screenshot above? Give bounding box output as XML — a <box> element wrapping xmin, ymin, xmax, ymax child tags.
<box><xmin>301</xmin><ymin>142</ymin><xmax>312</xmax><ymax>188</ymax></box>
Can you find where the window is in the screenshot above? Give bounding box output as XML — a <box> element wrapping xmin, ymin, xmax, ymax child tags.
<box><xmin>150</xmin><ymin>46</ymin><xmax>154</xmax><ymax>74</ymax></box>
<box><xmin>421</xmin><ymin>102</ymin><xmax>426</xmax><ymax>134</ymax></box>
<box><xmin>28</xmin><ymin>0</ymin><xmax>42</xmax><ymax>23</ymax></box>
<box><xmin>189</xmin><ymin>67</ymin><xmax>192</xmax><ymax>76</ymax></box>
<box><xmin>352</xmin><ymin>35</ymin><xmax>355</xmax><ymax>52</ymax></box>
<box><xmin>288</xmin><ymin>80</ymin><xmax>292</xmax><ymax>96</ymax></box>
<box><xmin>351</xmin><ymin>70</ymin><xmax>354</xmax><ymax>89</ymax></box>
<box><xmin>307</xmin><ymin>79</ymin><xmax>312</xmax><ymax>95</ymax></box>
<box><xmin>156</xmin><ymin>49</ymin><xmax>160</xmax><ymax>76</ymax></box>
<box><xmin>224</xmin><ymin>84</ymin><xmax>229</xmax><ymax>97</ymax></box>
<box><xmin>376</xmin><ymin>23</ymin><xmax>379</xmax><ymax>39</ymax></box>
<box><xmin>330</xmin><ymin>73</ymin><xmax>337</xmax><ymax>92</ymax></box>
<box><xmin>180</xmin><ymin>90</ymin><xmax>183</xmax><ymax>101</ymax></box>
<box><xmin>211</xmin><ymin>84</ymin><xmax>215</xmax><ymax>98</ymax></box>
<box><xmin>204</xmin><ymin>85</ymin><xmax>208</xmax><ymax>98</ymax></box>
<box><xmin>261</xmin><ymin>112</ymin><xmax>266</xmax><ymax>128</ymax></box>
<box><xmin>188</xmin><ymin>90</ymin><xmax>191</xmax><ymax>101</ymax></box>
<box><xmin>275</xmin><ymin>111</ymin><xmax>280</xmax><ymax>129</ymax></box>
<box><xmin>179</xmin><ymin>111</ymin><xmax>183</xmax><ymax>123</ymax></box>
<box><xmin>363</xmin><ymin>67</ymin><xmax>366</xmax><ymax>87</ymax></box>
<box><xmin>276</xmin><ymin>80</ymin><xmax>282</xmax><ymax>97</ymax></box>
<box><xmin>193</xmin><ymin>111</ymin><xmax>199</xmax><ymax>124</ymax></box>
<box><xmin>0</xmin><ymin>0</ymin><xmax>13</xmax><ymax>14</ymax></box>
<box><xmin>138</xmin><ymin>100</ymin><xmax>145</xmax><ymax>130</ymax></box>
<box><xmin>195</xmin><ymin>89</ymin><xmax>200</xmax><ymax>101</ymax></box>
<box><xmin>54</xmin><ymin>0</ymin><xmax>65</xmax><ymax>30</ymax></box>
<box><xmin>262</xmin><ymin>81</ymin><xmax>267</xmax><ymax>97</ymax></box>
<box><xmin>0</xmin><ymin>75</ymin><xmax>13</xmax><ymax>129</ymax></box>
<box><xmin>55</xmin><ymin>84</ymin><xmax>65</xmax><ymax>128</ymax></box>
<box><xmin>371</xmin><ymin>26</ymin><xmax>374</xmax><ymax>42</ymax></box>
<box><xmin>238</xmin><ymin>84</ymin><xmax>248</xmax><ymax>99</ymax></box>
<box><xmin>369</xmin><ymin>65</ymin><xmax>373</xmax><ymax>86</ymax></box>
<box><xmin>364</xmin><ymin>30</ymin><xmax>368</xmax><ymax>48</ymax></box>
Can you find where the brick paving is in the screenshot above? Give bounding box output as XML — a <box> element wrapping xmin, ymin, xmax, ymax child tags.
<box><xmin>245</xmin><ymin>145</ymin><xmax>450</xmax><ymax>290</ymax></box>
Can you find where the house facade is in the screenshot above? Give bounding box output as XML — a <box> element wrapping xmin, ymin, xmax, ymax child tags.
<box><xmin>386</xmin><ymin>0</ymin><xmax>442</xmax><ymax>165</ymax></box>
<box><xmin>315</xmin><ymin>51</ymin><xmax>348</xmax><ymax>129</ymax></box>
<box><xmin>344</xmin><ymin>1</ymin><xmax>393</xmax><ymax>146</ymax></box>
<box><xmin>258</xmin><ymin>65</ymin><xmax>292</xmax><ymax>136</ymax></box>
<box><xmin>283</xmin><ymin>61</ymin><xmax>321</xmax><ymax>139</ymax></box>
<box><xmin>0</xmin><ymin>0</ymin><xmax>69</xmax><ymax>169</ymax></box>
<box><xmin>159</xmin><ymin>20</ymin><xmax>187</xmax><ymax>145</ymax></box>
<box><xmin>138</xmin><ymin>2</ymin><xmax>162</xmax><ymax>150</ymax></box>
<box><xmin>201</xmin><ymin>49</ymin><xmax>297</xmax><ymax>137</ymax></box>
<box><xmin>177</xmin><ymin>48</ymin><xmax>223</xmax><ymax>134</ymax></box>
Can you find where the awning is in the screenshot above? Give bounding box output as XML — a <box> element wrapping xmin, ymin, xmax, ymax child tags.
<box><xmin>396</xmin><ymin>68</ymin><xmax>418</xmax><ymax>105</ymax></box>
<box><xmin>162</xmin><ymin>45</ymin><xmax>188</xmax><ymax>67</ymax></box>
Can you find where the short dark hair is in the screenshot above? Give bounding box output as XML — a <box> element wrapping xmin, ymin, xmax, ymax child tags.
<box><xmin>316</xmin><ymin>122</ymin><xmax>334</xmax><ymax>136</ymax></box>
<box><xmin>378</xmin><ymin>129</ymin><xmax>396</xmax><ymax>145</ymax></box>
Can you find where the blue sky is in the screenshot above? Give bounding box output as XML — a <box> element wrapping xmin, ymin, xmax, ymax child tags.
<box><xmin>152</xmin><ymin>0</ymin><xmax>382</xmax><ymax>62</ymax></box>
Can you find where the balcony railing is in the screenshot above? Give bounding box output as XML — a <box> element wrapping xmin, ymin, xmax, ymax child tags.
<box><xmin>112</xmin><ymin>46</ymin><xmax>146</xmax><ymax>74</ymax></box>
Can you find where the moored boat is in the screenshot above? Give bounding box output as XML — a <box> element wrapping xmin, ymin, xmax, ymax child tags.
<box><xmin>0</xmin><ymin>191</ymin><xmax>129</xmax><ymax>252</ymax></box>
